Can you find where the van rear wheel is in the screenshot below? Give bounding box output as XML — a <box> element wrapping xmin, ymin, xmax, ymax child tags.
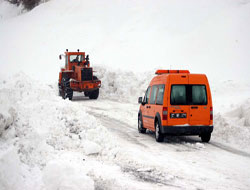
<box><xmin>138</xmin><ymin>115</ymin><xmax>146</xmax><ymax>134</ymax></box>
<box><xmin>155</xmin><ymin>121</ymin><xmax>164</xmax><ymax>142</ymax></box>
<box><xmin>201</xmin><ymin>133</ymin><xmax>211</xmax><ymax>143</ymax></box>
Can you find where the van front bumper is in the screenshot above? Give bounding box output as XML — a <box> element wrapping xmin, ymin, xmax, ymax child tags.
<box><xmin>161</xmin><ymin>125</ymin><xmax>213</xmax><ymax>135</ymax></box>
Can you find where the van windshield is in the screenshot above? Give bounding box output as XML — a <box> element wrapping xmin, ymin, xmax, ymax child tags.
<box><xmin>171</xmin><ymin>85</ymin><xmax>207</xmax><ymax>105</ymax></box>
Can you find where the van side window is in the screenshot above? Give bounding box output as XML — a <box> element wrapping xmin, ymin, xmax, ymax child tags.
<box><xmin>171</xmin><ymin>85</ymin><xmax>186</xmax><ymax>105</ymax></box>
<box><xmin>150</xmin><ymin>85</ymin><xmax>158</xmax><ymax>104</ymax></box>
<box><xmin>156</xmin><ymin>85</ymin><xmax>165</xmax><ymax>105</ymax></box>
<box><xmin>143</xmin><ymin>86</ymin><xmax>151</xmax><ymax>104</ymax></box>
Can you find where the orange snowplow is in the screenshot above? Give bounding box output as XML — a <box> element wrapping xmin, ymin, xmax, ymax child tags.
<box><xmin>58</xmin><ymin>49</ymin><xmax>101</xmax><ymax>100</ymax></box>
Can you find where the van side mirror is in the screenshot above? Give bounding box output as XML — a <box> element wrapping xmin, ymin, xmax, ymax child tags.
<box><xmin>59</xmin><ymin>55</ymin><xmax>62</xmax><ymax>60</ymax></box>
<box><xmin>138</xmin><ymin>97</ymin><xmax>142</xmax><ymax>104</ymax></box>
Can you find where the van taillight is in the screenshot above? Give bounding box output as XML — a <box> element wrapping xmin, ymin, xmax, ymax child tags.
<box><xmin>210</xmin><ymin>107</ymin><xmax>213</xmax><ymax>120</ymax></box>
<box><xmin>163</xmin><ymin>107</ymin><xmax>168</xmax><ymax>120</ymax></box>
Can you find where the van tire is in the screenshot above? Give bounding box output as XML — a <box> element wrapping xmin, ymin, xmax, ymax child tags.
<box><xmin>138</xmin><ymin>114</ymin><xmax>146</xmax><ymax>134</ymax></box>
<box><xmin>201</xmin><ymin>133</ymin><xmax>211</xmax><ymax>143</ymax></box>
<box><xmin>155</xmin><ymin>121</ymin><xmax>164</xmax><ymax>142</ymax></box>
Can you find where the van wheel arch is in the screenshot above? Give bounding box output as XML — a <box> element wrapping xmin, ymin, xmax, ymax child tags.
<box><xmin>154</xmin><ymin>113</ymin><xmax>164</xmax><ymax>142</ymax></box>
<box><xmin>155</xmin><ymin>112</ymin><xmax>163</xmax><ymax>133</ymax></box>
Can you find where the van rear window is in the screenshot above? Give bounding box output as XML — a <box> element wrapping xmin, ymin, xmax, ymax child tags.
<box><xmin>170</xmin><ymin>85</ymin><xmax>207</xmax><ymax>105</ymax></box>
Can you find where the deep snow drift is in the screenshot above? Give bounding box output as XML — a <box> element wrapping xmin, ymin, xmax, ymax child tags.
<box><xmin>0</xmin><ymin>73</ymin><xmax>118</xmax><ymax>189</ymax></box>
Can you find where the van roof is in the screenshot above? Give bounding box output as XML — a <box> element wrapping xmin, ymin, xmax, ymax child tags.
<box><xmin>150</xmin><ymin>70</ymin><xmax>208</xmax><ymax>85</ymax></box>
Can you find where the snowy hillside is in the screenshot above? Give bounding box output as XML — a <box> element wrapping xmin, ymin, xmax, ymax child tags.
<box><xmin>0</xmin><ymin>0</ymin><xmax>250</xmax><ymax>82</ymax></box>
<box><xmin>1</xmin><ymin>0</ymin><xmax>250</xmax><ymax>189</ymax></box>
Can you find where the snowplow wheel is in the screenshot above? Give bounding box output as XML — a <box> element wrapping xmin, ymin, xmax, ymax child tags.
<box><xmin>155</xmin><ymin>121</ymin><xmax>164</xmax><ymax>142</ymax></box>
<box><xmin>89</xmin><ymin>89</ymin><xmax>99</xmax><ymax>99</ymax></box>
<box><xmin>201</xmin><ymin>133</ymin><xmax>211</xmax><ymax>143</ymax></box>
<box><xmin>58</xmin><ymin>83</ymin><xmax>62</xmax><ymax>97</ymax></box>
<box><xmin>93</xmin><ymin>76</ymin><xmax>98</xmax><ymax>80</ymax></box>
<box><xmin>84</xmin><ymin>92</ymin><xmax>90</xmax><ymax>97</ymax></box>
<box><xmin>62</xmin><ymin>76</ymin><xmax>73</xmax><ymax>100</ymax></box>
<box><xmin>138</xmin><ymin>114</ymin><xmax>146</xmax><ymax>133</ymax></box>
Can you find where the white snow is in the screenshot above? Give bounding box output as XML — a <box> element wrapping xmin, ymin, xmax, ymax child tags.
<box><xmin>0</xmin><ymin>0</ymin><xmax>250</xmax><ymax>83</ymax></box>
<box><xmin>0</xmin><ymin>73</ymin><xmax>118</xmax><ymax>189</ymax></box>
<box><xmin>43</xmin><ymin>160</ymin><xmax>94</xmax><ymax>190</ymax></box>
<box><xmin>83</xmin><ymin>140</ymin><xmax>101</xmax><ymax>155</ymax></box>
<box><xmin>0</xmin><ymin>0</ymin><xmax>250</xmax><ymax>189</ymax></box>
<box><xmin>213</xmin><ymin>98</ymin><xmax>250</xmax><ymax>152</ymax></box>
<box><xmin>0</xmin><ymin>0</ymin><xmax>22</xmax><ymax>19</ymax></box>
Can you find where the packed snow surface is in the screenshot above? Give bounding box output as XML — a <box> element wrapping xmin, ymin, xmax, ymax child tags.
<box><xmin>1</xmin><ymin>0</ymin><xmax>250</xmax><ymax>189</ymax></box>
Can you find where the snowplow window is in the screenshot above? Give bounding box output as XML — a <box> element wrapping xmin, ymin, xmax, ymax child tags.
<box><xmin>69</xmin><ymin>55</ymin><xmax>84</xmax><ymax>63</ymax></box>
<box><xmin>65</xmin><ymin>55</ymin><xmax>68</xmax><ymax>67</ymax></box>
<box><xmin>156</xmin><ymin>85</ymin><xmax>165</xmax><ymax>105</ymax></box>
<box><xmin>170</xmin><ymin>85</ymin><xmax>207</xmax><ymax>105</ymax></box>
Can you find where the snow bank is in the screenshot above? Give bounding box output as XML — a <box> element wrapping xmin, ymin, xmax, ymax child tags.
<box><xmin>213</xmin><ymin>98</ymin><xmax>250</xmax><ymax>152</ymax></box>
<box><xmin>0</xmin><ymin>145</ymin><xmax>42</xmax><ymax>190</ymax></box>
<box><xmin>83</xmin><ymin>140</ymin><xmax>101</xmax><ymax>155</ymax></box>
<box><xmin>0</xmin><ymin>0</ymin><xmax>23</xmax><ymax>20</ymax></box>
<box><xmin>43</xmin><ymin>160</ymin><xmax>94</xmax><ymax>190</ymax></box>
<box><xmin>96</xmin><ymin>66</ymin><xmax>154</xmax><ymax>103</ymax></box>
<box><xmin>226</xmin><ymin>98</ymin><xmax>250</xmax><ymax>127</ymax></box>
<box><xmin>0</xmin><ymin>102</ymin><xmax>16</xmax><ymax>136</ymax></box>
<box><xmin>211</xmin><ymin>80</ymin><xmax>250</xmax><ymax>114</ymax></box>
<box><xmin>0</xmin><ymin>147</ymin><xmax>27</xmax><ymax>190</ymax></box>
<box><xmin>0</xmin><ymin>72</ymin><xmax>118</xmax><ymax>189</ymax></box>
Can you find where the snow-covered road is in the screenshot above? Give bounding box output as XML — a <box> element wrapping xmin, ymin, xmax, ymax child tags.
<box><xmin>75</xmin><ymin>97</ymin><xmax>250</xmax><ymax>190</ymax></box>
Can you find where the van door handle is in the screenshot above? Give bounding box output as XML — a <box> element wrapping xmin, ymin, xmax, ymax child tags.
<box><xmin>191</xmin><ymin>106</ymin><xmax>198</xmax><ymax>109</ymax></box>
<box><xmin>146</xmin><ymin>106</ymin><xmax>151</xmax><ymax>108</ymax></box>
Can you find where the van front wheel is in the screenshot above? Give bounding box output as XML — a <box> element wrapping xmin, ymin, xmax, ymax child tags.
<box><xmin>155</xmin><ymin>121</ymin><xmax>164</xmax><ymax>142</ymax></box>
<box><xmin>138</xmin><ymin>115</ymin><xmax>146</xmax><ymax>134</ymax></box>
<box><xmin>201</xmin><ymin>133</ymin><xmax>211</xmax><ymax>143</ymax></box>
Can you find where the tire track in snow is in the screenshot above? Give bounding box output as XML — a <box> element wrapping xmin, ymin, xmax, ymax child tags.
<box><xmin>86</xmin><ymin>101</ymin><xmax>250</xmax><ymax>159</ymax></box>
<box><xmin>87</xmin><ymin>110</ymin><xmax>148</xmax><ymax>148</ymax></box>
<box><xmin>209</xmin><ymin>142</ymin><xmax>250</xmax><ymax>158</ymax></box>
<box><xmin>86</xmin><ymin>111</ymin><xmax>186</xmax><ymax>188</ymax></box>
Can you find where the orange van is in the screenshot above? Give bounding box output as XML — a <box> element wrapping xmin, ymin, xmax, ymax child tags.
<box><xmin>138</xmin><ymin>70</ymin><xmax>213</xmax><ymax>142</ymax></box>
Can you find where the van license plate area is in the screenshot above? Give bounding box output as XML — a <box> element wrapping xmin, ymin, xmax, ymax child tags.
<box><xmin>170</xmin><ymin>113</ymin><xmax>187</xmax><ymax>118</ymax></box>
